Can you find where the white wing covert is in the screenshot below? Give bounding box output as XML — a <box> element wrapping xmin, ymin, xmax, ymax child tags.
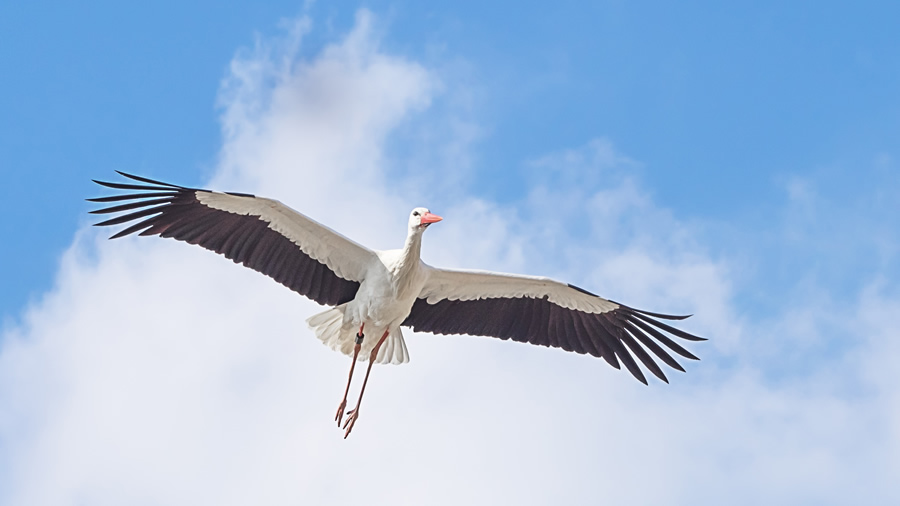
<box><xmin>90</xmin><ymin>172</ymin><xmax>371</xmax><ymax>306</ymax></box>
<box><xmin>403</xmin><ymin>265</ymin><xmax>705</xmax><ymax>384</ymax></box>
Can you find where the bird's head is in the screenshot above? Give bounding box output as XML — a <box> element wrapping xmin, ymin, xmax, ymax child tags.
<box><xmin>409</xmin><ymin>207</ymin><xmax>442</xmax><ymax>233</ymax></box>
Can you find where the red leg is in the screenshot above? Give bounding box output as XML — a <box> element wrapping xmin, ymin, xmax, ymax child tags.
<box><xmin>335</xmin><ymin>324</ymin><xmax>365</xmax><ymax>426</ymax></box>
<box><xmin>343</xmin><ymin>329</ymin><xmax>390</xmax><ymax>439</ymax></box>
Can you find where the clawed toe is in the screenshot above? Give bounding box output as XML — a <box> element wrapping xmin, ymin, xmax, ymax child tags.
<box><xmin>342</xmin><ymin>408</ymin><xmax>359</xmax><ymax>438</ymax></box>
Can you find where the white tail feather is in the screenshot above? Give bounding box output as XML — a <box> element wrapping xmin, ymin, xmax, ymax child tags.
<box><xmin>306</xmin><ymin>306</ymin><xmax>410</xmax><ymax>365</ymax></box>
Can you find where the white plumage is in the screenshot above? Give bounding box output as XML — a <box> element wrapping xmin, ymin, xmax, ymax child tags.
<box><xmin>91</xmin><ymin>172</ymin><xmax>706</xmax><ymax>438</ymax></box>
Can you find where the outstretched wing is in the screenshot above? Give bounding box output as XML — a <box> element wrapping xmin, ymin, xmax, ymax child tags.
<box><xmin>403</xmin><ymin>266</ymin><xmax>705</xmax><ymax>384</ymax></box>
<box><xmin>89</xmin><ymin>172</ymin><xmax>374</xmax><ymax>306</ymax></box>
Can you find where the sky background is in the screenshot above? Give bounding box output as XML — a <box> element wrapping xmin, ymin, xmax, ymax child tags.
<box><xmin>1</xmin><ymin>1</ymin><xmax>899</xmax><ymax>504</ymax></box>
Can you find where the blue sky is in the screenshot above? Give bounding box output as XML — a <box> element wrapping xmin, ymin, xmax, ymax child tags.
<box><xmin>1</xmin><ymin>2</ymin><xmax>899</xmax><ymax>504</ymax></box>
<box><xmin>4</xmin><ymin>1</ymin><xmax>899</xmax><ymax>322</ymax></box>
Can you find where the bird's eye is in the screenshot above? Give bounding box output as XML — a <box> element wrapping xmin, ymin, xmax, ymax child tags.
<box><xmin>413</xmin><ymin>211</ymin><xmax>420</xmax><ymax>217</ymax></box>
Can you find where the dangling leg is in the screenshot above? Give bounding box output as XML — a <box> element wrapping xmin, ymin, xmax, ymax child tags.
<box><xmin>335</xmin><ymin>324</ymin><xmax>365</xmax><ymax>426</ymax></box>
<box><xmin>343</xmin><ymin>329</ymin><xmax>390</xmax><ymax>439</ymax></box>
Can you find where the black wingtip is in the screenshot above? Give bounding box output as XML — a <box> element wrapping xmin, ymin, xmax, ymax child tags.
<box><xmin>93</xmin><ymin>217</ymin><xmax>117</xmax><ymax>227</ymax></box>
<box><xmin>115</xmin><ymin>171</ymin><xmax>184</xmax><ymax>188</ymax></box>
<box><xmin>91</xmin><ymin>179</ymin><xmax>179</xmax><ymax>192</ymax></box>
<box><xmin>647</xmin><ymin>367</ymin><xmax>669</xmax><ymax>384</ymax></box>
<box><xmin>109</xmin><ymin>229</ymin><xmax>132</xmax><ymax>239</ymax></box>
<box><xmin>611</xmin><ymin>301</ymin><xmax>693</xmax><ymax>321</ymax></box>
<box><xmin>91</xmin><ymin>179</ymin><xmax>129</xmax><ymax>190</ymax></box>
<box><xmin>626</xmin><ymin>310</ymin><xmax>707</xmax><ymax>342</ymax></box>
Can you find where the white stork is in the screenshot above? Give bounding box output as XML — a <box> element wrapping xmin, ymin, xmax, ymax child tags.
<box><xmin>90</xmin><ymin>172</ymin><xmax>705</xmax><ymax>438</ymax></box>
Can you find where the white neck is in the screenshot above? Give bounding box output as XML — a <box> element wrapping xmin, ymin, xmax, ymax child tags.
<box><xmin>398</xmin><ymin>229</ymin><xmax>423</xmax><ymax>271</ymax></box>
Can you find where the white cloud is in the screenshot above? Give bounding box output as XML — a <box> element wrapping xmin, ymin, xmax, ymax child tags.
<box><xmin>1</xmin><ymin>10</ymin><xmax>898</xmax><ymax>505</ymax></box>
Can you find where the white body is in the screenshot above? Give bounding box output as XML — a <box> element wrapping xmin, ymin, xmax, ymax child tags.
<box><xmin>305</xmin><ymin>209</ymin><xmax>431</xmax><ymax>365</ymax></box>
<box><xmin>93</xmin><ymin>172</ymin><xmax>703</xmax><ymax>388</ymax></box>
<box><xmin>307</xmin><ymin>248</ymin><xmax>427</xmax><ymax>365</ymax></box>
<box><xmin>195</xmin><ymin>193</ymin><xmax>621</xmax><ymax>365</ymax></box>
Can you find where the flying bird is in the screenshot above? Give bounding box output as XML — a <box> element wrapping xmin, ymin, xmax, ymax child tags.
<box><xmin>90</xmin><ymin>172</ymin><xmax>705</xmax><ymax>438</ymax></box>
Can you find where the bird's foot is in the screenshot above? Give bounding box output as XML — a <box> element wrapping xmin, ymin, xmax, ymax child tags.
<box><xmin>335</xmin><ymin>399</ymin><xmax>347</xmax><ymax>426</ymax></box>
<box><xmin>342</xmin><ymin>407</ymin><xmax>359</xmax><ymax>439</ymax></box>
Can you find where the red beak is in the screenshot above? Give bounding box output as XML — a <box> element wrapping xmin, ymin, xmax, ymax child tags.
<box><xmin>421</xmin><ymin>212</ymin><xmax>443</xmax><ymax>224</ymax></box>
